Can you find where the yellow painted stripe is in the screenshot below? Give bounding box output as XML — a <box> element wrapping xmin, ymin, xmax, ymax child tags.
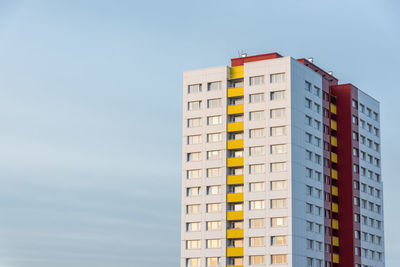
<box><xmin>227</xmin><ymin>87</ymin><xmax>244</xmax><ymax>98</ymax></box>
<box><xmin>230</xmin><ymin>66</ymin><xmax>244</xmax><ymax>79</ymax></box>
<box><xmin>227</xmin><ymin>122</ymin><xmax>244</xmax><ymax>132</ymax></box>
<box><xmin>333</xmin><ymin>253</ymin><xmax>339</xmax><ymax>263</ymax></box>
<box><xmin>227</xmin><ymin>139</ymin><xmax>244</xmax><ymax>149</ymax></box>
<box><xmin>227</xmin><ymin>175</ymin><xmax>244</xmax><ymax>185</ymax></box>
<box><xmin>227</xmin><ymin>157</ymin><xmax>244</xmax><ymax>167</ymax></box>
<box><xmin>226</xmin><ymin>228</ymin><xmax>244</xmax><ymax>239</ymax></box>
<box><xmin>330</xmin><ymin>103</ymin><xmax>337</xmax><ymax>115</ymax></box>
<box><xmin>227</xmin><ymin>192</ymin><xmax>244</xmax><ymax>203</ymax></box>
<box><xmin>227</xmin><ymin>211</ymin><xmax>244</xmax><ymax>221</ymax></box>
<box><xmin>332</xmin><ymin>169</ymin><xmax>338</xmax><ymax>180</ymax></box>
<box><xmin>226</xmin><ymin>247</ymin><xmax>244</xmax><ymax>257</ymax></box>
<box><xmin>332</xmin><ymin>219</ymin><xmax>339</xmax><ymax>230</ymax></box>
<box><xmin>227</xmin><ymin>104</ymin><xmax>244</xmax><ymax>115</ymax></box>
<box><xmin>332</xmin><ymin>236</ymin><xmax>339</xmax><ymax>247</ymax></box>
<box><xmin>332</xmin><ymin>186</ymin><xmax>338</xmax><ymax>196</ymax></box>
<box><xmin>332</xmin><ymin>202</ymin><xmax>339</xmax><ymax>213</ymax></box>
<box><xmin>331</xmin><ymin>136</ymin><xmax>337</xmax><ymax>147</ymax></box>
<box><xmin>331</xmin><ymin>120</ymin><xmax>337</xmax><ymax>131</ymax></box>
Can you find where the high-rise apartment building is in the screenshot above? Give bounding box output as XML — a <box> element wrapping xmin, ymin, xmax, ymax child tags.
<box><xmin>181</xmin><ymin>53</ymin><xmax>384</xmax><ymax>267</ymax></box>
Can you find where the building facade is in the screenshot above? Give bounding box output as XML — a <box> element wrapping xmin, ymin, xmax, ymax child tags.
<box><xmin>181</xmin><ymin>53</ymin><xmax>384</xmax><ymax>267</ymax></box>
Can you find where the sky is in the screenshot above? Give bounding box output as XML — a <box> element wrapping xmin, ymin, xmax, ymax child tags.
<box><xmin>0</xmin><ymin>0</ymin><xmax>399</xmax><ymax>266</ymax></box>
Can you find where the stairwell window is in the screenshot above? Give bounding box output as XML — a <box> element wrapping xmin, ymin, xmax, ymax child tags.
<box><xmin>270</xmin><ymin>73</ymin><xmax>286</xmax><ymax>83</ymax></box>
<box><xmin>249</xmin><ymin>75</ymin><xmax>265</xmax><ymax>86</ymax></box>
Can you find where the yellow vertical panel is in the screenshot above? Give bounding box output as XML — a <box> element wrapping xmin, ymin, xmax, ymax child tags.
<box><xmin>331</xmin><ymin>103</ymin><xmax>337</xmax><ymax>115</ymax></box>
<box><xmin>331</xmin><ymin>136</ymin><xmax>337</xmax><ymax>147</ymax></box>
<box><xmin>333</xmin><ymin>253</ymin><xmax>339</xmax><ymax>263</ymax></box>
<box><xmin>331</xmin><ymin>120</ymin><xmax>337</xmax><ymax>131</ymax></box>
<box><xmin>332</xmin><ymin>219</ymin><xmax>339</xmax><ymax>230</ymax></box>
<box><xmin>332</xmin><ymin>236</ymin><xmax>339</xmax><ymax>247</ymax></box>
<box><xmin>331</xmin><ymin>152</ymin><xmax>338</xmax><ymax>163</ymax></box>
<box><xmin>332</xmin><ymin>169</ymin><xmax>338</xmax><ymax>180</ymax></box>
<box><xmin>332</xmin><ymin>203</ymin><xmax>339</xmax><ymax>213</ymax></box>
<box><xmin>332</xmin><ymin>186</ymin><xmax>338</xmax><ymax>196</ymax></box>
<box><xmin>230</xmin><ymin>66</ymin><xmax>244</xmax><ymax>79</ymax></box>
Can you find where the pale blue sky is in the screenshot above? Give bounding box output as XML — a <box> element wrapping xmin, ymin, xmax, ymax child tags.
<box><xmin>0</xmin><ymin>0</ymin><xmax>399</xmax><ymax>266</ymax></box>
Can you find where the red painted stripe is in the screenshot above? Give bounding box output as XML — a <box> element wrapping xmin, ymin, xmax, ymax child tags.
<box><xmin>231</xmin><ymin>52</ymin><xmax>282</xmax><ymax>66</ymax></box>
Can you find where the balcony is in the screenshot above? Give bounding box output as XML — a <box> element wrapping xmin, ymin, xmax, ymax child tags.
<box><xmin>227</xmin><ymin>122</ymin><xmax>244</xmax><ymax>132</ymax></box>
<box><xmin>331</xmin><ymin>136</ymin><xmax>337</xmax><ymax>147</ymax></box>
<box><xmin>331</xmin><ymin>169</ymin><xmax>338</xmax><ymax>180</ymax></box>
<box><xmin>227</xmin><ymin>157</ymin><xmax>244</xmax><ymax>167</ymax></box>
<box><xmin>332</xmin><ymin>236</ymin><xmax>339</xmax><ymax>247</ymax></box>
<box><xmin>227</xmin><ymin>211</ymin><xmax>244</xmax><ymax>221</ymax></box>
<box><xmin>227</xmin><ymin>247</ymin><xmax>244</xmax><ymax>257</ymax></box>
<box><xmin>227</xmin><ymin>104</ymin><xmax>244</xmax><ymax>115</ymax></box>
<box><xmin>331</xmin><ymin>120</ymin><xmax>337</xmax><ymax>131</ymax></box>
<box><xmin>331</xmin><ymin>152</ymin><xmax>338</xmax><ymax>163</ymax></box>
<box><xmin>333</xmin><ymin>253</ymin><xmax>339</xmax><ymax>263</ymax></box>
<box><xmin>227</xmin><ymin>175</ymin><xmax>244</xmax><ymax>185</ymax></box>
<box><xmin>330</xmin><ymin>103</ymin><xmax>337</xmax><ymax>115</ymax></box>
<box><xmin>230</xmin><ymin>65</ymin><xmax>244</xmax><ymax>80</ymax></box>
<box><xmin>332</xmin><ymin>202</ymin><xmax>339</xmax><ymax>213</ymax></box>
<box><xmin>228</xmin><ymin>87</ymin><xmax>244</xmax><ymax>98</ymax></box>
<box><xmin>332</xmin><ymin>219</ymin><xmax>339</xmax><ymax>230</ymax></box>
<box><xmin>227</xmin><ymin>192</ymin><xmax>244</xmax><ymax>203</ymax></box>
<box><xmin>332</xmin><ymin>186</ymin><xmax>338</xmax><ymax>196</ymax></box>
<box><xmin>227</xmin><ymin>228</ymin><xmax>244</xmax><ymax>239</ymax></box>
<box><xmin>227</xmin><ymin>139</ymin><xmax>244</xmax><ymax>149</ymax></box>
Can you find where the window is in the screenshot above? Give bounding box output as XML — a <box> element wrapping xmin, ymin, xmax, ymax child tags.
<box><xmin>187</xmin><ymin>258</ymin><xmax>200</xmax><ymax>267</ymax></box>
<box><xmin>250</xmin><ymin>164</ymin><xmax>265</xmax><ymax>174</ymax></box>
<box><xmin>306</xmin><ymin>132</ymin><xmax>312</xmax><ymax>143</ymax></box>
<box><xmin>207</xmin><ymin>185</ymin><xmax>221</xmax><ymax>195</ymax></box>
<box><xmin>249</xmin><ymin>75</ymin><xmax>265</xmax><ymax>85</ymax></box>
<box><xmin>352</xmin><ymin>115</ymin><xmax>358</xmax><ymax>124</ymax></box>
<box><xmin>306</xmin><ymin>239</ymin><xmax>314</xmax><ymax>250</ymax></box>
<box><xmin>305</xmin><ymin>98</ymin><xmax>312</xmax><ymax>109</ymax></box>
<box><xmin>270</xmin><ymin>108</ymin><xmax>286</xmax><ymax>119</ymax></box>
<box><xmin>188</xmin><ymin>101</ymin><xmax>201</xmax><ymax>111</ymax></box>
<box><xmin>207</xmin><ymin>115</ymin><xmax>222</xmax><ymax>125</ymax></box>
<box><xmin>188</xmin><ymin>118</ymin><xmax>201</xmax><ymax>128</ymax></box>
<box><xmin>270</xmin><ymin>73</ymin><xmax>285</xmax><ymax>83</ymax></box>
<box><xmin>352</xmin><ymin>99</ymin><xmax>358</xmax><ymax>108</ymax></box>
<box><xmin>206</xmin><ymin>257</ymin><xmax>220</xmax><ymax>266</ymax></box>
<box><xmin>249</xmin><ymin>93</ymin><xmax>265</xmax><ymax>103</ymax></box>
<box><xmin>207</xmin><ymin>81</ymin><xmax>221</xmax><ymax>91</ymax></box>
<box><xmin>271</xmin><ymin>144</ymin><xmax>287</xmax><ymax>154</ymax></box>
<box><xmin>271</xmin><ymin>217</ymin><xmax>287</xmax><ymax>227</ymax></box>
<box><xmin>207</xmin><ymin>168</ymin><xmax>221</xmax><ymax>178</ymax></box>
<box><xmin>207</xmin><ymin>221</ymin><xmax>221</xmax><ymax>231</ymax></box>
<box><xmin>270</xmin><ymin>90</ymin><xmax>285</xmax><ymax>100</ymax></box>
<box><xmin>250</xmin><ymin>200</ymin><xmax>265</xmax><ymax>210</ymax></box>
<box><xmin>186</xmin><ymin>222</ymin><xmax>201</xmax><ymax>232</ymax></box>
<box><xmin>271</xmin><ymin>199</ymin><xmax>287</xmax><ymax>209</ymax></box>
<box><xmin>270</xmin><ymin>162</ymin><xmax>287</xmax><ymax>172</ymax></box>
<box><xmin>305</xmin><ymin>81</ymin><xmax>311</xmax><ymax>91</ymax></box>
<box><xmin>207</xmin><ymin>150</ymin><xmax>221</xmax><ymax>160</ymax></box>
<box><xmin>188</xmin><ymin>84</ymin><xmax>201</xmax><ymax>94</ymax></box>
<box><xmin>306</xmin><ymin>115</ymin><xmax>312</xmax><ymax>125</ymax></box>
<box><xmin>314</xmin><ymin>103</ymin><xmax>321</xmax><ymax>113</ymax></box>
<box><xmin>270</xmin><ymin>180</ymin><xmax>287</xmax><ymax>191</ymax></box>
<box><xmin>207</xmin><ymin>98</ymin><xmax>222</xmax><ymax>108</ymax></box>
<box><xmin>187</xmin><ymin>152</ymin><xmax>201</xmax><ymax>162</ymax></box>
<box><xmin>314</xmin><ymin>86</ymin><xmax>320</xmax><ymax>97</ymax></box>
<box><xmin>270</xmin><ymin>126</ymin><xmax>286</xmax><ymax>136</ymax></box>
<box><xmin>188</xmin><ymin>135</ymin><xmax>202</xmax><ymax>145</ymax></box>
<box><xmin>271</xmin><ymin>236</ymin><xmax>287</xmax><ymax>246</ymax></box>
<box><xmin>250</xmin><ymin>218</ymin><xmax>265</xmax><ymax>228</ymax></box>
<box><xmin>373</xmin><ymin>111</ymin><xmax>379</xmax><ymax>121</ymax></box>
<box><xmin>249</xmin><ymin>146</ymin><xmax>265</xmax><ymax>156</ymax></box>
<box><xmin>187</xmin><ymin>204</ymin><xmax>200</xmax><ymax>214</ymax></box>
<box><xmin>250</xmin><ymin>110</ymin><xmax>265</xmax><ymax>121</ymax></box>
<box><xmin>187</xmin><ymin>169</ymin><xmax>201</xmax><ymax>179</ymax></box>
<box><xmin>250</xmin><ymin>128</ymin><xmax>265</xmax><ymax>138</ymax></box>
<box><xmin>250</xmin><ymin>182</ymin><xmax>265</xmax><ymax>192</ymax></box>
<box><xmin>250</xmin><ymin>237</ymin><xmax>265</xmax><ymax>247</ymax></box>
<box><xmin>250</xmin><ymin>255</ymin><xmax>265</xmax><ymax>265</ymax></box>
<box><xmin>207</xmin><ymin>203</ymin><xmax>221</xmax><ymax>213</ymax></box>
<box><xmin>271</xmin><ymin>254</ymin><xmax>287</xmax><ymax>264</ymax></box>
<box><xmin>187</xmin><ymin>187</ymin><xmax>200</xmax><ymax>196</ymax></box>
<box><xmin>206</xmin><ymin>239</ymin><xmax>221</xmax><ymax>249</ymax></box>
<box><xmin>207</xmin><ymin>133</ymin><xmax>222</xmax><ymax>143</ymax></box>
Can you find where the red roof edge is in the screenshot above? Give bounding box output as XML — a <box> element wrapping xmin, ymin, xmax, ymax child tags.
<box><xmin>231</xmin><ymin>52</ymin><xmax>282</xmax><ymax>67</ymax></box>
<box><xmin>297</xmin><ymin>58</ymin><xmax>339</xmax><ymax>82</ymax></box>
